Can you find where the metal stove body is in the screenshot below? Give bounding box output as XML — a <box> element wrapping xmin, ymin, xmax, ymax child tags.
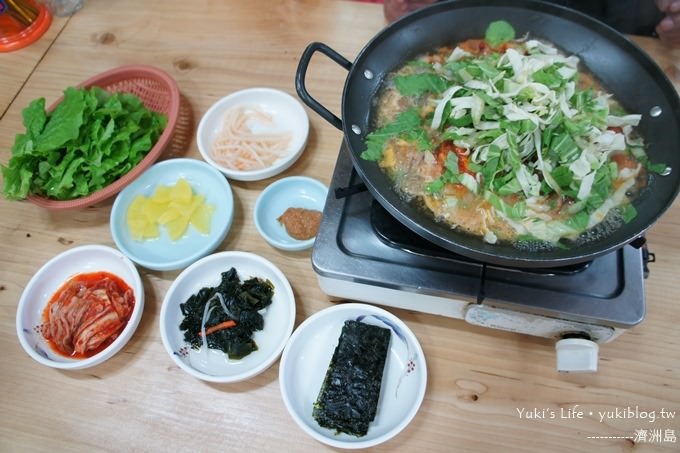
<box><xmin>311</xmin><ymin>143</ymin><xmax>650</xmax><ymax>372</ymax></box>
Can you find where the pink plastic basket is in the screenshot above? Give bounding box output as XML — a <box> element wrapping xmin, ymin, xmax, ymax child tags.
<box><xmin>27</xmin><ymin>64</ymin><xmax>181</xmax><ymax>210</ymax></box>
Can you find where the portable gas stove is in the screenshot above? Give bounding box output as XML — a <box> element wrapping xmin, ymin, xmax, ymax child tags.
<box><xmin>312</xmin><ymin>142</ymin><xmax>653</xmax><ymax>373</ymax></box>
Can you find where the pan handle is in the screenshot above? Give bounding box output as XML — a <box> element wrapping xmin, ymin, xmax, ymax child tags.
<box><xmin>295</xmin><ymin>42</ymin><xmax>352</xmax><ymax>131</ymax></box>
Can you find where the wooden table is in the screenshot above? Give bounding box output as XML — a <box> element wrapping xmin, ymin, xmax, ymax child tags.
<box><xmin>0</xmin><ymin>13</ymin><xmax>67</xmax><ymax>118</ymax></box>
<box><xmin>1</xmin><ymin>1</ymin><xmax>678</xmax><ymax>451</ymax></box>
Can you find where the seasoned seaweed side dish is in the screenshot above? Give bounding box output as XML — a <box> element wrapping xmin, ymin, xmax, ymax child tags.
<box><xmin>179</xmin><ymin>267</ymin><xmax>274</xmax><ymax>360</ymax></box>
<box><xmin>313</xmin><ymin>320</ymin><xmax>391</xmax><ymax>437</ymax></box>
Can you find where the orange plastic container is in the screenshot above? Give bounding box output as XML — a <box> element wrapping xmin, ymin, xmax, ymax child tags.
<box><xmin>0</xmin><ymin>0</ymin><xmax>52</xmax><ymax>52</ymax></box>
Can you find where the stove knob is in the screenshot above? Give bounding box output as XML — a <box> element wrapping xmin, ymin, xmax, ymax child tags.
<box><xmin>555</xmin><ymin>338</ymin><xmax>599</xmax><ymax>373</ymax></box>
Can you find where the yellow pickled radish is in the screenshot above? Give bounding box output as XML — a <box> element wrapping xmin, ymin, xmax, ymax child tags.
<box><xmin>145</xmin><ymin>198</ymin><xmax>170</xmax><ymax>224</ymax></box>
<box><xmin>169</xmin><ymin>193</ymin><xmax>204</xmax><ymax>219</ymax></box>
<box><xmin>127</xmin><ymin>195</ymin><xmax>151</xmax><ymax>241</ymax></box>
<box><xmin>125</xmin><ymin>178</ymin><xmax>215</xmax><ymax>242</ymax></box>
<box><xmin>170</xmin><ymin>178</ymin><xmax>192</xmax><ymax>204</ymax></box>
<box><xmin>165</xmin><ymin>215</ymin><xmax>190</xmax><ymax>241</ymax></box>
<box><xmin>152</xmin><ymin>185</ymin><xmax>172</xmax><ymax>203</ymax></box>
<box><xmin>128</xmin><ymin>194</ymin><xmax>147</xmax><ymax>216</ymax></box>
<box><xmin>157</xmin><ymin>206</ymin><xmax>181</xmax><ymax>225</ymax></box>
<box><xmin>128</xmin><ymin>219</ymin><xmax>148</xmax><ymax>241</ymax></box>
<box><xmin>142</xmin><ymin>220</ymin><xmax>160</xmax><ymax>239</ymax></box>
<box><xmin>190</xmin><ymin>203</ymin><xmax>215</xmax><ymax>234</ymax></box>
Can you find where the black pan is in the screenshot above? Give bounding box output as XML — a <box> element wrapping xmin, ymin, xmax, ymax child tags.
<box><xmin>296</xmin><ymin>0</ymin><xmax>680</xmax><ymax>268</ymax></box>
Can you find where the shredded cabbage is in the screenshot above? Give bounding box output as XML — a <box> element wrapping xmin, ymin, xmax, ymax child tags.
<box><xmin>428</xmin><ymin>38</ymin><xmax>646</xmax><ymax>241</ymax></box>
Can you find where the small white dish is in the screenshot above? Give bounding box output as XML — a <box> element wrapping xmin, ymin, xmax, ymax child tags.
<box><xmin>279</xmin><ymin>303</ymin><xmax>427</xmax><ymax>449</ymax></box>
<box><xmin>254</xmin><ymin>176</ymin><xmax>328</xmax><ymax>251</ymax></box>
<box><xmin>16</xmin><ymin>244</ymin><xmax>144</xmax><ymax>370</ymax></box>
<box><xmin>110</xmin><ymin>158</ymin><xmax>234</xmax><ymax>271</ymax></box>
<box><xmin>196</xmin><ymin>87</ymin><xmax>309</xmax><ymax>181</ymax></box>
<box><xmin>160</xmin><ymin>251</ymin><xmax>296</xmax><ymax>383</ymax></box>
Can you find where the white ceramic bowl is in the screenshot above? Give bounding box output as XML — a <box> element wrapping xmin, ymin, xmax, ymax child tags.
<box><xmin>16</xmin><ymin>244</ymin><xmax>144</xmax><ymax>370</ymax></box>
<box><xmin>196</xmin><ymin>88</ymin><xmax>309</xmax><ymax>181</ymax></box>
<box><xmin>279</xmin><ymin>303</ymin><xmax>427</xmax><ymax>449</ymax></box>
<box><xmin>160</xmin><ymin>251</ymin><xmax>296</xmax><ymax>383</ymax></box>
<box><xmin>110</xmin><ymin>158</ymin><xmax>234</xmax><ymax>271</ymax></box>
<box><xmin>254</xmin><ymin>176</ymin><xmax>328</xmax><ymax>251</ymax></box>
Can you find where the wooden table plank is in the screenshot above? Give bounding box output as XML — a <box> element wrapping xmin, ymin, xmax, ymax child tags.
<box><xmin>0</xmin><ymin>2</ymin><xmax>678</xmax><ymax>451</ymax></box>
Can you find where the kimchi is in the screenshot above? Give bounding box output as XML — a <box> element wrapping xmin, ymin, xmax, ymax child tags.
<box><xmin>41</xmin><ymin>271</ymin><xmax>135</xmax><ymax>358</ymax></box>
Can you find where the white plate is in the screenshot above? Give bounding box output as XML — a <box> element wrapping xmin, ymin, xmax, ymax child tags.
<box><xmin>279</xmin><ymin>303</ymin><xmax>427</xmax><ymax>449</ymax></box>
<box><xmin>16</xmin><ymin>244</ymin><xmax>144</xmax><ymax>370</ymax></box>
<box><xmin>254</xmin><ymin>176</ymin><xmax>328</xmax><ymax>251</ymax></box>
<box><xmin>159</xmin><ymin>251</ymin><xmax>296</xmax><ymax>383</ymax></box>
<box><xmin>110</xmin><ymin>158</ymin><xmax>234</xmax><ymax>271</ymax></box>
<box><xmin>196</xmin><ymin>87</ymin><xmax>309</xmax><ymax>181</ymax></box>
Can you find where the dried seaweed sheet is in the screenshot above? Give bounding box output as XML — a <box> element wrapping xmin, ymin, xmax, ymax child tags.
<box><xmin>313</xmin><ymin>320</ymin><xmax>391</xmax><ymax>437</ymax></box>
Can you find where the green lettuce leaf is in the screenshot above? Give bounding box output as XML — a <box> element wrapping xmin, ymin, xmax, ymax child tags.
<box><xmin>2</xmin><ymin>86</ymin><xmax>167</xmax><ymax>201</ymax></box>
<box><xmin>35</xmin><ymin>87</ymin><xmax>85</xmax><ymax>153</ymax></box>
